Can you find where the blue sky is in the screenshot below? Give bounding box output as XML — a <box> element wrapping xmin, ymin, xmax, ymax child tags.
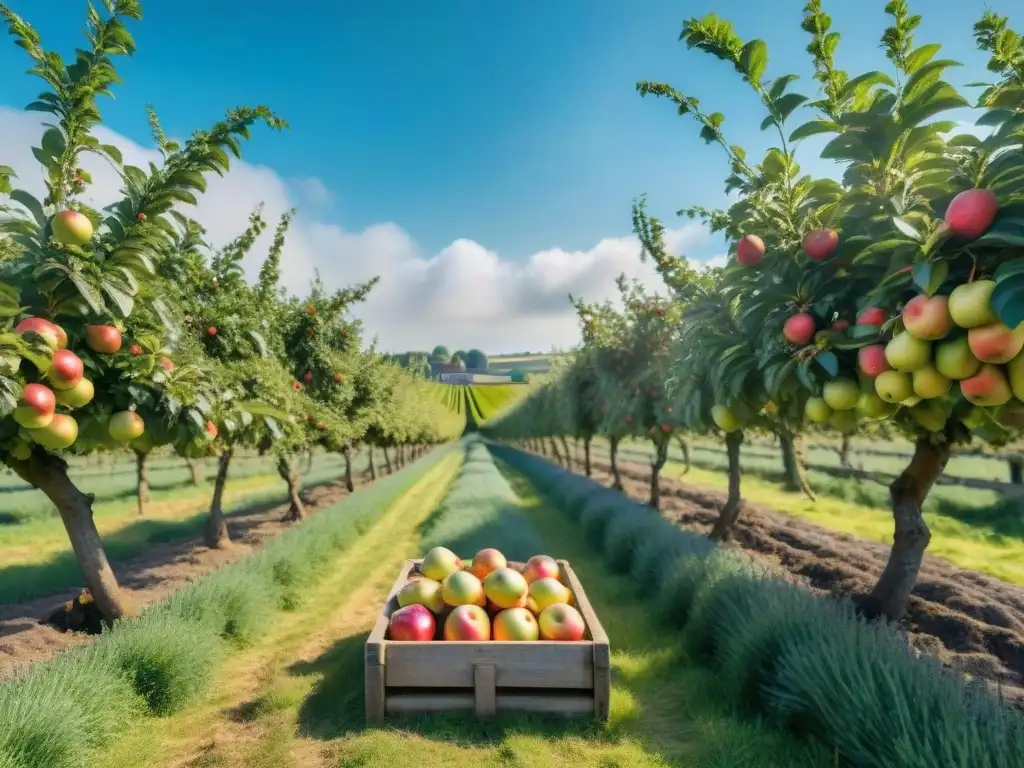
<box><xmin>0</xmin><ymin>0</ymin><xmax>1018</xmax><ymax>351</ymax></box>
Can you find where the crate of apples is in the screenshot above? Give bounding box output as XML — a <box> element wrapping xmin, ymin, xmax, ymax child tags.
<box><xmin>387</xmin><ymin>546</ymin><xmax>587</xmax><ymax>643</ymax></box>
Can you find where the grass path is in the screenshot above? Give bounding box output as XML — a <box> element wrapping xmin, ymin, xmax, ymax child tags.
<box><xmin>95</xmin><ymin>452</ymin><xmax>462</xmax><ymax>768</ymax></box>
<box><xmin>93</xmin><ymin>450</ymin><xmax>827</xmax><ymax>768</ymax></box>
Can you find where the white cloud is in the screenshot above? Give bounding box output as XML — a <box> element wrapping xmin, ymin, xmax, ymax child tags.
<box><xmin>0</xmin><ymin>106</ymin><xmax>712</xmax><ymax>353</ymax></box>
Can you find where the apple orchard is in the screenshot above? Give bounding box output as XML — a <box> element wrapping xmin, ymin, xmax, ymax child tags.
<box><xmin>0</xmin><ymin>2</ymin><xmax>460</xmax><ymax>624</ymax></box>
<box><xmin>486</xmin><ymin>3</ymin><xmax>1024</xmax><ymax>622</ymax></box>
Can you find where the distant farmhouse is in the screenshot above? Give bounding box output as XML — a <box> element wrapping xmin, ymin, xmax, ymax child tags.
<box><xmin>427</xmin><ymin>346</ymin><xmax>513</xmax><ymax>384</ymax></box>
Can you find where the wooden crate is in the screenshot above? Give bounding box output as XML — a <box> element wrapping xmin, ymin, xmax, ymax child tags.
<box><xmin>365</xmin><ymin>558</ymin><xmax>610</xmax><ymax>723</ymax></box>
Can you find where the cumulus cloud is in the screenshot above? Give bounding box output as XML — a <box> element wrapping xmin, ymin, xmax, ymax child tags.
<box><xmin>0</xmin><ymin>106</ymin><xmax>712</xmax><ymax>353</ymax></box>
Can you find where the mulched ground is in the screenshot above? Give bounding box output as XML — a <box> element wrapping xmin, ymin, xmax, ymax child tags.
<box><xmin>0</xmin><ymin>467</ymin><xmax>389</xmax><ymax>681</ymax></box>
<box><xmin>564</xmin><ymin>451</ymin><xmax>1024</xmax><ymax>706</ymax></box>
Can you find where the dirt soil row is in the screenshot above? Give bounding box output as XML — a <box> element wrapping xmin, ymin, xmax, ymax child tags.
<box><xmin>559</xmin><ymin>450</ymin><xmax>1024</xmax><ymax>706</ymax></box>
<box><xmin>0</xmin><ymin>466</ymin><xmax>389</xmax><ymax>681</ymax></box>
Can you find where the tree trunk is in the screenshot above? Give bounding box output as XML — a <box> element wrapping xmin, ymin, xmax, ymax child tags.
<box><xmin>303</xmin><ymin>449</ymin><xmax>314</xmax><ymax>473</ymax></box>
<box><xmin>711</xmin><ymin>431</ymin><xmax>744</xmax><ymax>541</ymax></box>
<box><xmin>135</xmin><ymin>450</ymin><xmax>149</xmax><ymax>517</ymax></box>
<box><xmin>675</xmin><ymin>436</ymin><xmax>691</xmax><ymax>475</ymax></box>
<box><xmin>609</xmin><ymin>435</ymin><xmax>624</xmax><ymax>490</ymax></box>
<box><xmin>559</xmin><ymin>436</ymin><xmax>573</xmax><ymax>471</ymax></box>
<box><xmin>549</xmin><ymin>437</ymin><xmax>563</xmax><ymax>464</ymax></box>
<box><xmin>188</xmin><ymin>458</ymin><xmax>205</xmax><ymax>485</ymax></box>
<box><xmin>368</xmin><ymin>449</ymin><xmax>377</xmax><ymax>480</ymax></box>
<box><xmin>538</xmin><ymin>438</ymin><xmax>548</xmax><ymax>457</ymax></box>
<box><xmin>342</xmin><ymin>447</ymin><xmax>355</xmax><ymax>492</ymax></box>
<box><xmin>779</xmin><ymin>432</ymin><xmax>816</xmax><ymax>500</ymax></box>
<box><xmin>1009</xmin><ymin>457</ymin><xmax>1023</xmax><ymax>485</ymax></box>
<box><xmin>649</xmin><ymin>438</ymin><xmax>669</xmax><ymax>509</ymax></box>
<box><xmin>204</xmin><ymin>449</ymin><xmax>233</xmax><ymax>549</ymax></box>
<box><xmin>837</xmin><ymin>435</ymin><xmax>851</xmax><ymax>468</ymax></box>
<box><xmin>7</xmin><ymin>451</ymin><xmax>133</xmax><ymax>622</ymax></box>
<box><xmin>583</xmin><ymin>437</ymin><xmax>592</xmax><ymax>477</ymax></box>
<box><xmin>278</xmin><ymin>456</ymin><xmax>306</xmax><ymax>522</ymax></box>
<box><xmin>383</xmin><ymin>446</ymin><xmax>393</xmax><ymax>474</ymax></box>
<box><xmin>863</xmin><ymin>437</ymin><xmax>951</xmax><ymax>621</ymax></box>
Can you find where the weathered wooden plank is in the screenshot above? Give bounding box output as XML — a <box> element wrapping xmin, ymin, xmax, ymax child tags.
<box><xmin>385</xmin><ymin>642</ymin><xmax>594</xmax><ymax>688</ymax></box>
<box><xmin>474</xmin><ymin>663</ymin><xmax>496</xmax><ymax>717</ymax></box>
<box><xmin>385</xmin><ymin>691</ymin><xmax>594</xmax><ymax>717</ymax></box>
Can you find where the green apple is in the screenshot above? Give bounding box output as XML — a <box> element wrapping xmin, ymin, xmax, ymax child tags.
<box><xmin>804</xmin><ymin>396</ymin><xmax>833</xmax><ymax>423</ymax></box>
<box><xmin>934</xmin><ymin>337</ymin><xmax>982</xmax><ymax>380</ymax></box>
<box><xmin>875</xmin><ymin>370</ymin><xmax>913</xmax><ymax>403</ymax></box>
<box><xmin>822</xmin><ymin>379</ymin><xmax>860</xmax><ymax>411</ymax></box>
<box><xmin>947</xmin><ymin>280</ymin><xmax>997</xmax><ymax>329</ymax></box>
<box><xmin>885</xmin><ymin>332</ymin><xmax>932</xmax><ymax>372</ymax></box>
<box><xmin>912</xmin><ymin>364</ymin><xmax>951</xmax><ymax>399</ymax></box>
<box><xmin>829</xmin><ymin>409</ymin><xmax>858</xmax><ymax>434</ymax></box>
<box><xmin>711</xmin><ymin>405</ymin><xmax>741</xmax><ymax>433</ymax></box>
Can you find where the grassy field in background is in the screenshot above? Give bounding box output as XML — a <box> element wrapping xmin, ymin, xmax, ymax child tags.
<box><xmin>487</xmin><ymin>354</ymin><xmax>558</xmax><ymax>374</ymax></box>
<box><xmin>591</xmin><ymin>438</ymin><xmax>1024</xmax><ymax>585</ymax></box>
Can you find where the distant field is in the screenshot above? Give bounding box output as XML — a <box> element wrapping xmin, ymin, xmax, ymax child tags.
<box><xmin>488</xmin><ymin>354</ymin><xmax>559</xmax><ymax>374</ymax></box>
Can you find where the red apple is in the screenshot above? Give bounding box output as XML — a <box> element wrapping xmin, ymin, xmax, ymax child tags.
<box><xmin>857</xmin><ymin>307</ymin><xmax>888</xmax><ymax>326</ymax></box>
<box><xmin>158</xmin><ymin>357</ymin><xmax>175</xmax><ymax>372</ymax></box>
<box><xmin>902</xmin><ymin>294</ymin><xmax>953</xmax><ymax>341</ymax></box>
<box><xmin>137</xmin><ymin>212</ymin><xmax>146</xmax><ymax>222</ymax></box>
<box><xmin>54</xmin><ymin>378</ymin><xmax>94</xmax><ymax>409</ymax></box>
<box><xmin>334</xmin><ymin>373</ymin><xmax>343</xmax><ymax>384</ymax></box>
<box><xmin>292</xmin><ymin>381</ymin><xmax>302</xmax><ymax>391</ymax></box>
<box><xmin>858</xmin><ymin>345</ymin><xmax>891</xmax><ymax>378</ymax></box>
<box><xmin>85</xmin><ymin>324</ymin><xmax>122</xmax><ymax>354</ymax></box>
<box><xmin>15</xmin><ymin>317</ymin><xmax>63</xmax><ymax>350</ymax></box>
<box><xmin>47</xmin><ymin>349</ymin><xmax>84</xmax><ymax>391</ymax></box>
<box><xmin>522</xmin><ymin>555</ymin><xmax>561</xmax><ymax>584</ymax></box>
<box><xmin>968</xmin><ymin>322</ymin><xmax>1024</xmax><ymax>365</ymax></box>
<box><xmin>306</xmin><ymin>305</ymin><xmax>316</xmax><ymax>316</ymax></box>
<box><xmin>388</xmin><ymin>604</ymin><xmax>436</xmax><ymax>641</ymax></box>
<box><xmin>945</xmin><ymin>188</ymin><xmax>998</xmax><ymax>239</ymax></box>
<box><xmin>538</xmin><ymin>604</ymin><xmax>586</xmax><ymax>641</ymax></box>
<box><xmin>51</xmin><ymin>210</ymin><xmax>93</xmax><ymax>246</ymax></box>
<box><xmin>470</xmin><ymin>548</ymin><xmax>507</xmax><ymax>580</ymax></box>
<box><xmin>205</xmin><ymin>421</ymin><xmax>218</xmax><ymax>440</ymax></box>
<box><xmin>443</xmin><ymin>604</ymin><xmax>491</xmax><ymax>641</ymax></box>
<box><xmin>783</xmin><ymin>313</ymin><xmax>816</xmax><ymax>345</ymax></box>
<box><xmin>316</xmin><ymin>421</ymin><xmax>325</xmax><ymax>430</ymax></box>
<box><xmin>736</xmin><ymin>234</ymin><xmax>765</xmax><ymax>267</ymax></box>
<box><xmin>802</xmin><ymin>228</ymin><xmax>839</xmax><ymax>261</ymax></box>
<box><xmin>303</xmin><ymin>372</ymin><xmax>313</xmax><ymax>384</ymax></box>
<box><xmin>13</xmin><ymin>383</ymin><xmax>56</xmax><ymax>428</ymax></box>
<box><xmin>130</xmin><ymin>344</ymin><xmax>142</xmax><ymax>357</ymax></box>
<box><xmin>207</xmin><ymin>327</ymin><xmax>217</xmax><ymax>336</ymax></box>
<box><xmin>108</xmin><ymin>411</ymin><xmax>145</xmax><ymax>443</ymax></box>
<box><xmin>831</xmin><ymin>319</ymin><xmax>849</xmax><ymax>332</ymax></box>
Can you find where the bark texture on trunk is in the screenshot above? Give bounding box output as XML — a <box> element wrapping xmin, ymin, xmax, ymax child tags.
<box><xmin>383</xmin><ymin>446</ymin><xmax>393</xmax><ymax>474</ymax></box>
<box><xmin>648</xmin><ymin>439</ymin><xmax>669</xmax><ymax>509</ymax></box>
<box><xmin>1009</xmin><ymin>457</ymin><xmax>1023</xmax><ymax>485</ymax></box>
<box><xmin>711</xmin><ymin>431</ymin><xmax>744</xmax><ymax>542</ymax></box>
<box><xmin>837</xmin><ymin>435</ymin><xmax>851</xmax><ymax>468</ymax></box>
<box><xmin>204</xmin><ymin>449</ymin><xmax>233</xmax><ymax>548</ymax></box>
<box><xmin>583</xmin><ymin>437</ymin><xmax>592</xmax><ymax>477</ymax></box>
<box><xmin>864</xmin><ymin>437</ymin><xmax>951</xmax><ymax>621</ymax></box>
<box><xmin>368</xmin><ymin>449</ymin><xmax>377</xmax><ymax>480</ymax></box>
<box><xmin>188</xmin><ymin>458</ymin><xmax>205</xmax><ymax>485</ymax></box>
<box><xmin>303</xmin><ymin>450</ymin><xmax>314</xmax><ymax>473</ymax></box>
<box><xmin>779</xmin><ymin>432</ymin><xmax>815</xmax><ymax>500</ymax></box>
<box><xmin>609</xmin><ymin>436</ymin><xmax>624</xmax><ymax>490</ymax></box>
<box><xmin>342</xmin><ymin>447</ymin><xmax>355</xmax><ymax>492</ymax></box>
<box><xmin>277</xmin><ymin>456</ymin><xmax>306</xmax><ymax>522</ymax></box>
<box><xmin>135</xmin><ymin>451</ymin><xmax>150</xmax><ymax>516</ymax></box>
<box><xmin>7</xmin><ymin>451</ymin><xmax>133</xmax><ymax>621</ymax></box>
<box><xmin>549</xmin><ymin>438</ymin><xmax>563</xmax><ymax>465</ymax></box>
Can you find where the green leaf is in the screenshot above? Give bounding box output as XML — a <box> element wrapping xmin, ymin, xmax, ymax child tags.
<box><xmin>40</xmin><ymin>127</ymin><xmax>66</xmax><ymax>163</ymax></box>
<box><xmin>740</xmin><ymin>39</ymin><xmax>768</xmax><ymax>83</ymax></box>
<box><xmin>769</xmin><ymin>74</ymin><xmax>799</xmax><ymax>100</ymax></box>
<box><xmin>789</xmin><ymin>120</ymin><xmax>841</xmax><ymax>142</ymax></box>
<box><xmin>101</xmin><ymin>279</ymin><xmax>135</xmax><ymax>318</ymax></box>
<box><xmin>973</xmin><ymin>217</ymin><xmax>1024</xmax><ymax>248</ymax></box>
<box><xmin>66</xmin><ymin>272</ymin><xmax>105</xmax><ymax>315</ymax></box>
<box><xmin>699</xmin><ymin>125</ymin><xmax>718</xmax><ymax>144</ymax></box>
<box><xmin>892</xmin><ymin>217</ymin><xmax>923</xmax><ymax>241</ymax></box>
<box><xmin>990</xmin><ymin>274</ymin><xmax>1024</xmax><ymax>330</ymax></box>
<box><xmin>814</xmin><ymin>351</ymin><xmax>839</xmax><ymax>377</ymax></box>
<box><xmin>99</xmin><ymin>144</ymin><xmax>124</xmax><ymax>165</ymax></box>
<box><xmin>912</xmin><ymin>260</ymin><xmax>949</xmax><ymax>296</ymax></box>
<box><xmin>904</xmin><ymin>44</ymin><xmax>941</xmax><ymax>74</ymax></box>
<box><xmin>774</xmin><ymin>92</ymin><xmax>808</xmax><ymax>123</ymax></box>
<box><xmin>9</xmin><ymin>189</ymin><xmax>46</xmax><ymax>228</ymax></box>
<box><xmin>994</xmin><ymin>259</ymin><xmax>1024</xmax><ymax>283</ymax></box>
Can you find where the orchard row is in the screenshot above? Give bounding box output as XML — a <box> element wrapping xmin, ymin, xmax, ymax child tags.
<box><xmin>0</xmin><ymin>3</ymin><xmax>461</xmax><ymax>624</ymax></box>
<box><xmin>485</xmin><ymin>3</ymin><xmax>1024</xmax><ymax>623</ymax></box>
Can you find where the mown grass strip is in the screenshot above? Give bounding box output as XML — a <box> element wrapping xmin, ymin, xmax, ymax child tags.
<box><xmin>492</xmin><ymin>442</ymin><xmax>1024</xmax><ymax>768</ymax></box>
<box><xmin>0</xmin><ymin>445</ymin><xmax>455</xmax><ymax>768</ymax></box>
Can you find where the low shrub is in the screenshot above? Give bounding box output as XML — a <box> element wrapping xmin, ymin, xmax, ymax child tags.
<box><xmin>602</xmin><ymin>504</ymin><xmax>662</xmax><ymax>573</ymax></box>
<box><xmin>98</xmin><ymin>612</ymin><xmax>222</xmax><ymax>715</ymax></box>
<box><xmin>631</xmin><ymin>525</ymin><xmax>713</xmax><ymax>588</ymax></box>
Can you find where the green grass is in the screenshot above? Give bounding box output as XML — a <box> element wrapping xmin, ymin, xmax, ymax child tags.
<box><xmin>0</xmin><ymin>445</ymin><xmax>455</xmax><ymax>768</ymax></box>
<box><xmin>589</xmin><ymin>438</ymin><xmax>1024</xmax><ymax>585</ymax></box>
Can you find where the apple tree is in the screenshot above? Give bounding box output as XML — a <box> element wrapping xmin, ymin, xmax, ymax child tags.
<box><xmin>0</xmin><ymin>1</ymin><xmax>284</xmax><ymax>621</ymax></box>
<box><xmin>635</xmin><ymin>2</ymin><xmax>1024</xmax><ymax>620</ymax></box>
